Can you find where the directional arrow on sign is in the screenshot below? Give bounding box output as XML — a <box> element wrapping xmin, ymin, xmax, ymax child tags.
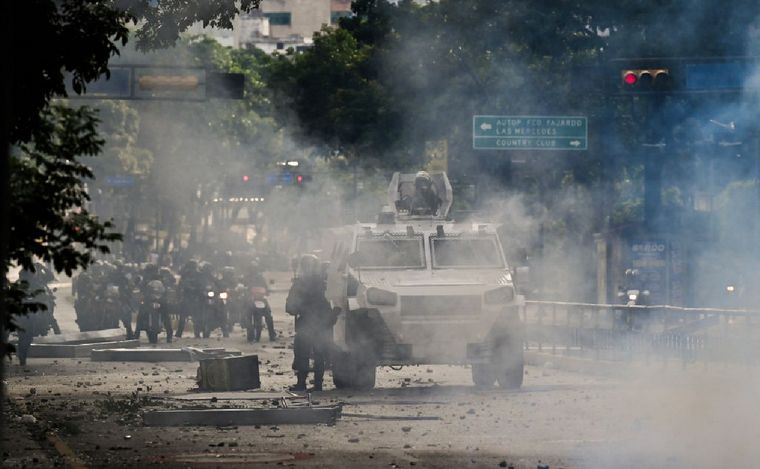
<box><xmin>480</xmin><ymin>122</ymin><xmax>493</xmax><ymax>131</ymax></box>
<box><xmin>569</xmin><ymin>140</ymin><xmax>581</xmax><ymax>147</ymax></box>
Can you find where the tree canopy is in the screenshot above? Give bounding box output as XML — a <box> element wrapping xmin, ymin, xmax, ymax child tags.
<box><xmin>2</xmin><ymin>0</ymin><xmax>262</xmax><ymax>354</ymax></box>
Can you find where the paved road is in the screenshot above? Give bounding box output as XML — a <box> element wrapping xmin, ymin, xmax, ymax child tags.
<box><xmin>4</xmin><ymin>277</ymin><xmax>760</xmax><ymax>468</ymax></box>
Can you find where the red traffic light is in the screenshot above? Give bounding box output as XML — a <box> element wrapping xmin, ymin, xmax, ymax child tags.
<box><xmin>242</xmin><ymin>175</ymin><xmax>250</xmax><ymax>182</ymax></box>
<box><xmin>621</xmin><ymin>68</ymin><xmax>670</xmax><ymax>91</ymax></box>
<box><xmin>296</xmin><ymin>175</ymin><xmax>304</xmax><ymax>184</ymax></box>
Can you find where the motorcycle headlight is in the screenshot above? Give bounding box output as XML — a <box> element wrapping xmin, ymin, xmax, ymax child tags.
<box><xmin>207</xmin><ymin>291</ymin><xmax>215</xmax><ymax>298</ymax></box>
<box><xmin>628</xmin><ymin>293</ymin><xmax>638</xmax><ymax>301</ymax></box>
<box><xmin>484</xmin><ymin>286</ymin><xmax>515</xmax><ymax>305</ymax></box>
<box><xmin>219</xmin><ymin>292</ymin><xmax>228</xmax><ymax>300</ymax></box>
<box><xmin>366</xmin><ymin>287</ymin><xmax>397</xmax><ymax>306</ymax></box>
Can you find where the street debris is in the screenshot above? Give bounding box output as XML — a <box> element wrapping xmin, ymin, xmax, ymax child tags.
<box><xmin>143</xmin><ymin>405</ymin><xmax>342</xmax><ymax>426</ymax></box>
<box><xmin>341</xmin><ymin>412</ymin><xmax>441</xmax><ymax>421</ymax></box>
<box><xmin>19</xmin><ymin>414</ymin><xmax>37</xmax><ymax>424</ymax></box>
<box><xmin>197</xmin><ymin>354</ymin><xmax>260</xmax><ymax>391</ymax></box>
<box><xmin>170</xmin><ymin>391</ymin><xmax>291</xmax><ymax>401</ymax></box>
<box><xmin>32</xmin><ymin>328</ymin><xmax>127</xmax><ymax>344</ymax></box>
<box><xmin>29</xmin><ymin>339</ymin><xmax>140</xmax><ymax>358</ymax></box>
<box><xmin>90</xmin><ymin>347</ymin><xmax>241</xmax><ymax>362</ymax></box>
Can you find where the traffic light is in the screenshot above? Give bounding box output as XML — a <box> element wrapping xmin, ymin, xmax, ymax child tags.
<box><xmin>620</xmin><ymin>68</ymin><xmax>671</xmax><ymax>92</ymax></box>
<box><xmin>611</xmin><ymin>57</ymin><xmax>759</xmax><ymax>95</ymax></box>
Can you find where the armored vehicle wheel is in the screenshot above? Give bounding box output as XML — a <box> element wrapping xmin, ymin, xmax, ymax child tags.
<box><xmin>332</xmin><ymin>352</ymin><xmax>376</xmax><ymax>390</ymax></box>
<box><xmin>354</xmin><ymin>359</ymin><xmax>376</xmax><ymax>389</ymax></box>
<box><xmin>471</xmin><ymin>364</ymin><xmax>496</xmax><ymax>387</ymax></box>
<box><xmin>493</xmin><ymin>336</ymin><xmax>524</xmax><ymax>389</ymax></box>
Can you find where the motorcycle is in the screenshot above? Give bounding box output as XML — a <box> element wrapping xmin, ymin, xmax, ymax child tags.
<box><xmin>226</xmin><ymin>284</ymin><xmax>249</xmax><ymax>332</ymax></box>
<box><xmin>616</xmin><ymin>287</ymin><xmax>651</xmax><ymax>331</ymax></box>
<box><xmin>100</xmin><ymin>284</ymin><xmax>123</xmax><ymax>330</ymax></box>
<box><xmin>245</xmin><ymin>287</ymin><xmax>275</xmax><ymax>342</ymax></box>
<box><xmin>137</xmin><ymin>280</ymin><xmax>172</xmax><ymax>344</ymax></box>
<box><xmin>102</xmin><ymin>283</ymin><xmax>135</xmax><ymax>339</ymax></box>
<box><xmin>199</xmin><ymin>284</ymin><xmax>230</xmax><ymax>338</ymax></box>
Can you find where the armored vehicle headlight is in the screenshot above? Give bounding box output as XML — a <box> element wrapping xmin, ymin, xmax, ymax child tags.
<box><xmin>366</xmin><ymin>287</ymin><xmax>398</xmax><ymax>306</ymax></box>
<box><xmin>484</xmin><ymin>286</ymin><xmax>514</xmax><ymax>304</ymax></box>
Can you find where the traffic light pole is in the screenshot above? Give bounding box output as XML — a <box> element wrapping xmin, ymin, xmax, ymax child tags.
<box><xmin>644</xmin><ymin>146</ymin><xmax>664</xmax><ymax>230</ymax></box>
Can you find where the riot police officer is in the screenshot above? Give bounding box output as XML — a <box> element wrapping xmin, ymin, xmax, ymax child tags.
<box><xmin>197</xmin><ymin>262</ymin><xmax>229</xmax><ymax>338</ymax></box>
<box><xmin>285</xmin><ymin>255</ymin><xmax>334</xmax><ymax>392</ymax></box>
<box><xmin>15</xmin><ymin>265</ymin><xmax>58</xmax><ymax>365</ymax></box>
<box><xmin>106</xmin><ymin>261</ymin><xmax>135</xmax><ymax>339</ymax></box>
<box><xmin>219</xmin><ymin>266</ymin><xmax>239</xmax><ymax>329</ymax></box>
<box><xmin>398</xmin><ymin>171</ymin><xmax>442</xmax><ymax>216</ymax></box>
<box><xmin>139</xmin><ymin>264</ymin><xmax>162</xmax><ymax>297</ymax></box>
<box><xmin>135</xmin><ymin>280</ymin><xmax>173</xmax><ymax>344</ymax></box>
<box><xmin>176</xmin><ymin>260</ymin><xmax>200</xmax><ymax>338</ymax></box>
<box><xmin>73</xmin><ymin>270</ymin><xmax>97</xmax><ymax>331</ymax></box>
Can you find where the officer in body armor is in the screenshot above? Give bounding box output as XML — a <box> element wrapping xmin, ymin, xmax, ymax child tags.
<box><xmin>397</xmin><ymin>171</ymin><xmax>442</xmax><ymax>216</ymax></box>
<box><xmin>105</xmin><ymin>261</ymin><xmax>135</xmax><ymax>338</ymax></box>
<box><xmin>16</xmin><ymin>265</ymin><xmax>58</xmax><ymax>365</ymax></box>
<box><xmin>176</xmin><ymin>260</ymin><xmax>201</xmax><ymax>338</ymax></box>
<box><xmin>285</xmin><ymin>255</ymin><xmax>335</xmax><ymax>392</ymax></box>
<box><xmin>135</xmin><ymin>280</ymin><xmax>172</xmax><ymax>343</ymax></box>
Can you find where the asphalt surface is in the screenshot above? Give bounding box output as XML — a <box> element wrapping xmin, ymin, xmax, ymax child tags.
<box><xmin>4</xmin><ymin>275</ymin><xmax>760</xmax><ymax>468</ymax></box>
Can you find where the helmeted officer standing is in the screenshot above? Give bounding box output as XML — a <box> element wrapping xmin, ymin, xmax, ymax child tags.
<box><xmin>176</xmin><ymin>260</ymin><xmax>200</xmax><ymax>338</ymax></box>
<box><xmin>15</xmin><ymin>265</ymin><xmax>57</xmax><ymax>366</ymax></box>
<box><xmin>285</xmin><ymin>254</ymin><xmax>334</xmax><ymax>392</ymax></box>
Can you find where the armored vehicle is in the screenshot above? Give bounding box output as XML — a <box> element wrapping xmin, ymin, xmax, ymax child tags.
<box><xmin>326</xmin><ymin>171</ymin><xmax>525</xmax><ymax>389</ymax></box>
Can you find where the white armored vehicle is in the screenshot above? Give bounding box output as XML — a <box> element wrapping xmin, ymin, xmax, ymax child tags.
<box><xmin>326</xmin><ymin>171</ymin><xmax>525</xmax><ymax>389</ymax></box>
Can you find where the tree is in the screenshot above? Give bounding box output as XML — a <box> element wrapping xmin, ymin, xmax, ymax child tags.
<box><xmin>2</xmin><ymin>0</ymin><xmax>262</xmax><ymax>358</ymax></box>
<box><xmin>267</xmin><ymin>26</ymin><xmax>407</xmax><ymax>168</ymax></box>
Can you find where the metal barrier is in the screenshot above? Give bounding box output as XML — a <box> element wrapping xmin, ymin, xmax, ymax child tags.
<box><xmin>523</xmin><ymin>300</ymin><xmax>760</xmax><ymax>365</ymax></box>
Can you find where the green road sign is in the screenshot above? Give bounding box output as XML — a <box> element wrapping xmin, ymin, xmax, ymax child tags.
<box><xmin>473</xmin><ymin>115</ymin><xmax>588</xmax><ymax>151</ymax></box>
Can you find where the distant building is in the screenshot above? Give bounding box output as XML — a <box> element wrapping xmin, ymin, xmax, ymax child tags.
<box><xmin>187</xmin><ymin>0</ymin><xmax>353</xmax><ymax>52</ymax></box>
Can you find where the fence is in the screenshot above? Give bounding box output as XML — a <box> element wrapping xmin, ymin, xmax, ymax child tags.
<box><xmin>523</xmin><ymin>300</ymin><xmax>760</xmax><ymax>365</ymax></box>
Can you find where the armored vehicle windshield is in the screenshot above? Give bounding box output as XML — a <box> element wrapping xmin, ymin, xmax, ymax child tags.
<box><xmin>430</xmin><ymin>235</ymin><xmax>505</xmax><ymax>269</ymax></box>
<box><xmin>356</xmin><ymin>235</ymin><xmax>425</xmax><ymax>269</ymax></box>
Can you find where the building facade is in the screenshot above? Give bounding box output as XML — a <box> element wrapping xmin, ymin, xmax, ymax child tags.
<box><xmin>188</xmin><ymin>0</ymin><xmax>353</xmax><ymax>51</ymax></box>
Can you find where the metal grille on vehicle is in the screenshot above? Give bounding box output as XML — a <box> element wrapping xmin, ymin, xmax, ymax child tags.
<box><xmin>400</xmin><ymin>295</ymin><xmax>481</xmax><ymax>317</ymax></box>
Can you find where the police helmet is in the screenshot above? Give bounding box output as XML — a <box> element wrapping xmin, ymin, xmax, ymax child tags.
<box><xmin>199</xmin><ymin>261</ymin><xmax>215</xmax><ymax>276</ymax></box>
<box><xmin>180</xmin><ymin>260</ymin><xmax>198</xmax><ymax>275</ymax></box>
<box><xmin>222</xmin><ymin>266</ymin><xmax>236</xmax><ymax>279</ymax></box>
<box><xmin>414</xmin><ymin>171</ymin><xmax>433</xmax><ymax>190</ymax></box>
<box><xmin>147</xmin><ymin>280</ymin><xmax>166</xmax><ymax>300</ymax></box>
<box><xmin>299</xmin><ymin>254</ymin><xmax>320</xmax><ymax>277</ymax></box>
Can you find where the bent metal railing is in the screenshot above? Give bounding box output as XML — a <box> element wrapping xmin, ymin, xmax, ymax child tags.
<box><xmin>523</xmin><ymin>300</ymin><xmax>760</xmax><ymax>365</ymax></box>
